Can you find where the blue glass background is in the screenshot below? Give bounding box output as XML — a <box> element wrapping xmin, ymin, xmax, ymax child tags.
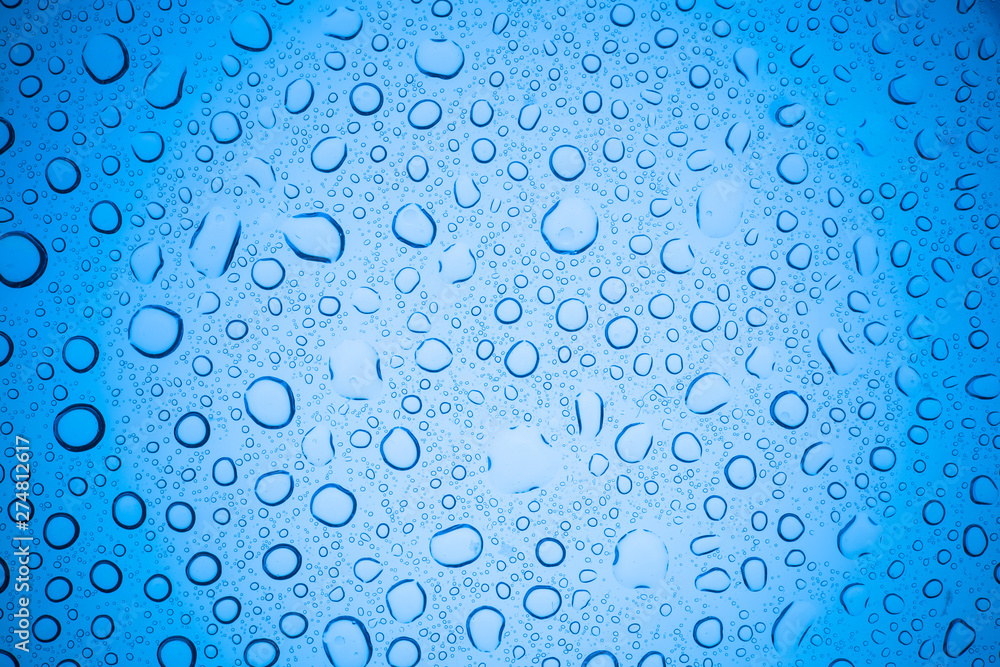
<box><xmin>1</xmin><ymin>0</ymin><xmax>999</xmax><ymax>665</ymax></box>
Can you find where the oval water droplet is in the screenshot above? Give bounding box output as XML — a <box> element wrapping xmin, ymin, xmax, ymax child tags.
<box><xmin>414</xmin><ymin>38</ymin><xmax>464</xmax><ymax>79</ymax></box>
<box><xmin>430</xmin><ymin>523</ymin><xmax>483</xmax><ymax>567</ymax></box>
<box><xmin>245</xmin><ymin>377</ymin><xmax>295</xmax><ymax>429</ymax></box>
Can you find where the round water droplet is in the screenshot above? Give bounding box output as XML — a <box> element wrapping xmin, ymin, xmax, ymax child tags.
<box><xmin>380</xmin><ymin>427</ymin><xmax>421</xmax><ymax>471</ymax></box>
<box><xmin>672</xmin><ymin>432</ymin><xmax>702</xmax><ymax>463</ymax></box>
<box><xmin>174</xmin><ymin>412</ymin><xmax>210</xmax><ymax>448</ymax></box>
<box><xmin>685</xmin><ymin>373</ymin><xmax>732</xmax><ymax>414</ymax></box>
<box><xmin>244</xmin><ymin>377</ymin><xmax>295</xmax><ymax>429</ymax></box>
<box><xmin>540</xmin><ymin>198</ymin><xmax>598</xmax><ymax>254</ymax></box>
<box><xmin>255</xmin><ymin>471</ymin><xmax>294</xmax><ymax>506</ymax></box>
<box><xmin>549</xmin><ymin>145</ymin><xmax>586</xmax><ymax>181</ymax></box>
<box><xmin>284</xmin><ymin>78</ymin><xmax>314</xmax><ymax>114</ymax></box>
<box><xmin>556</xmin><ymin>299</ymin><xmax>588</xmax><ymax>331</ymax></box>
<box><xmin>45</xmin><ymin>157</ymin><xmax>81</xmax><ymax>193</ymax></box>
<box><xmin>393</xmin><ymin>203</ymin><xmax>436</xmax><ymax>248</ymax></box>
<box><xmin>777</xmin><ymin>153</ymin><xmax>808</xmax><ymax>184</ymax></box>
<box><xmin>166</xmin><ymin>502</ymin><xmax>195</xmax><ymax>532</ymax></box>
<box><xmin>523</xmin><ymin>585</ymin><xmax>562</xmax><ymax>619</ymax></box>
<box><xmin>279</xmin><ymin>612</ymin><xmax>307</xmax><ymax>638</ymax></box>
<box><xmin>648</xmin><ymin>294</ymin><xmax>675</xmax><ymax>319</ymax></box>
<box><xmin>471</xmin><ymin>99</ymin><xmax>494</xmax><ymax>126</ymax></box>
<box><xmin>748</xmin><ymin>266</ymin><xmax>776</xmax><ymax>290</ymax></box>
<box><xmin>144</xmin><ymin>574</ymin><xmax>172</xmax><ymax>602</ymax></box>
<box><xmin>43</xmin><ymin>513</ymin><xmax>80</xmax><ymax>550</ymax></box>
<box><xmin>0</xmin><ymin>231</ymin><xmax>47</xmax><ymax>287</ymax></box>
<box><xmin>350</xmin><ymin>83</ymin><xmax>383</xmax><ymax>116</ymax></box>
<box><xmin>610</xmin><ymin>3</ymin><xmax>635</xmax><ymax>25</ymax></box>
<box><xmin>408</xmin><ymin>99</ymin><xmax>442</xmax><ymax>129</ymax></box>
<box><xmin>535</xmin><ymin>538</ymin><xmax>566</xmax><ymax>567</ymax></box>
<box><xmin>386</xmin><ymin>638</ymin><xmax>420</xmax><ymax>667</ymax></box>
<box><xmin>504</xmin><ymin>340</ymin><xmax>539</xmax><ymax>378</ymax></box>
<box><xmin>660</xmin><ymin>238</ymin><xmax>695</xmax><ymax>274</ymax></box>
<box><xmin>213</xmin><ymin>597</ymin><xmax>241</xmax><ymax>624</ymax></box>
<box><xmin>415</xmin><ymin>338</ymin><xmax>452</xmax><ymax>372</ymax></box>
<box><xmin>614</xmin><ymin>423</ymin><xmax>653</xmax><ymax>463</ymax></box>
<box><xmin>311</xmin><ymin>484</ymin><xmax>357</xmax><ymax>527</ymax></box>
<box><xmin>90</xmin><ymin>560</ymin><xmax>123</xmax><ymax>593</ymax></box>
<box><xmin>53</xmin><ymin>403</ymin><xmax>105</xmax><ymax>452</ymax></box>
<box><xmin>262</xmin><ymin>544</ymin><xmax>301</xmax><ymax>580</ymax></box>
<box><xmin>185</xmin><ymin>552</ymin><xmax>221</xmax><ymax>586</ymax></box>
<box><xmin>605</xmin><ymin>316</ymin><xmax>638</xmax><ymax>349</ymax></box>
<box><xmin>251</xmin><ymin>258</ymin><xmax>285</xmax><ymax>290</ymax></box>
<box><xmin>770</xmin><ymin>391</ymin><xmax>808</xmax><ymax>429</ymax></box>
<box><xmin>691</xmin><ymin>301</ymin><xmax>721</xmax><ymax>332</ymax></box>
<box><xmin>725</xmin><ymin>455</ymin><xmax>757</xmax><ymax>489</ymax></box>
<box><xmin>210</xmin><ymin>112</ymin><xmax>242</xmax><ymax>144</ymax></box>
<box><xmin>112</xmin><ymin>492</ymin><xmax>146</xmax><ymax>529</ymax></box>
<box><xmin>157</xmin><ymin>636</ymin><xmax>196</xmax><ymax>667</ymax></box>
<box><xmin>90</xmin><ymin>200</ymin><xmax>122</xmax><ymax>234</ymax></box>
<box><xmin>285</xmin><ymin>212</ymin><xmax>345</xmax><ymax>263</ymax></box>
<box><xmin>693</xmin><ymin>617</ymin><xmax>723</xmax><ymax>648</ymax></box>
<box><xmin>131</xmin><ymin>131</ymin><xmax>164</xmax><ymax>162</ymax></box>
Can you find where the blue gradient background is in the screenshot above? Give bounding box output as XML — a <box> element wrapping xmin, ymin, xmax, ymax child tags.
<box><xmin>1</xmin><ymin>0</ymin><xmax>999</xmax><ymax>666</ymax></box>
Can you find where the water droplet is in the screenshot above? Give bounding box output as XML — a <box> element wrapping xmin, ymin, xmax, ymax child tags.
<box><xmin>430</xmin><ymin>523</ymin><xmax>483</xmax><ymax>567</ymax></box>
<box><xmin>230</xmin><ymin>11</ymin><xmax>271</xmax><ymax>51</ymax></box>
<box><xmin>82</xmin><ymin>34</ymin><xmax>129</xmax><ymax>84</ymax></box>
<box><xmin>466</xmin><ymin>606</ymin><xmax>505</xmax><ymax>652</ymax></box>
<box><xmin>613</xmin><ymin>529</ymin><xmax>668</xmax><ymax>589</ymax></box>
<box><xmin>540</xmin><ymin>198</ymin><xmax>598</xmax><ymax>254</ymax></box>
<box><xmin>244</xmin><ymin>377</ymin><xmax>295</xmax><ymax>429</ymax></box>
<box><xmin>0</xmin><ymin>232</ymin><xmax>47</xmax><ymax>287</ymax></box>
<box><xmin>414</xmin><ymin>39</ymin><xmax>464</xmax><ymax>79</ymax></box>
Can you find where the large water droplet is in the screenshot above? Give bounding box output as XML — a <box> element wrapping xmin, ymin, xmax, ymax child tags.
<box><xmin>414</xmin><ymin>39</ymin><xmax>464</xmax><ymax>79</ymax></box>
<box><xmin>322</xmin><ymin>616</ymin><xmax>372</xmax><ymax>667</ymax></box>
<box><xmin>429</xmin><ymin>523</ymin><xmax>483</xmax><ymax>567</ymax></box>
<box><xmin>244</xmin><ymin>377</ymin><xmax>295</xmax><ymax>429</ymax></box>
<box><xmin>129</xmin><ymin>306</ymin><xmax>183</xmax><ymax>358</ymax></box>
<box><xmin>540</xmin><ymin>197</ymin><xmax>598</xmax><ymax>254</ymax></box>
<box><xmin>82</xmin><ymin>34</ymin><xmax>129</xmax><ymax>84</ymax></box>
<box><xmin>613</xmin><ymin>529</ymin><xmax>668</xmax><ymax>589</ymax></box>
